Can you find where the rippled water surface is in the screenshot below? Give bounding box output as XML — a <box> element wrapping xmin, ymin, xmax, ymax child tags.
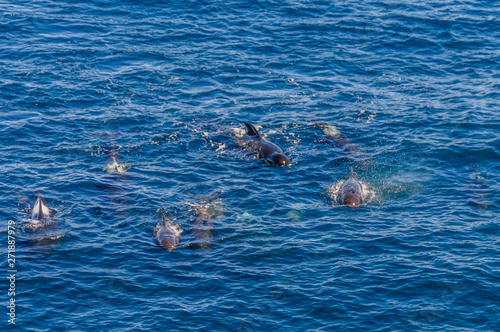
<box><xmin>1</xmin><ymin>0</ymin><xmax>499</xmax><ymax>331</ymax></box>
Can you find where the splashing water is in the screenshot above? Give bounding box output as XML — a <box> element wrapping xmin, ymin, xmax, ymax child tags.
<box><xmin>104</xmin><ymin>157</ymin><xmax>128</xmax><ymax>174</ymax></box>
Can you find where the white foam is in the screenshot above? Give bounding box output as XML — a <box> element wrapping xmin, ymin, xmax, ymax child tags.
<box><xmin>22</xmin><ymin>219</ymin><xmax>57</xmax><ymax>230</ymax></box>
<box><xmin>327</xmin><ymin>180</ymin><xmax>344</xmax><ymax>206</ymax></box>
<box><xmin>104</xmin><ymin>157</ymin><xmax>128</xmax><ymax>174</ymax></box>
<box><xmin>169</xmin><ymin>223</ymin><xmax>183</xmax><ymax>238</ymax></box>
<box><xmin>230</xmin><ymin>127</ymin><xmax>246</xmax><ymax>138</ymax></box>
<box><xmin>215</xmin><ymin>143</ymin><xmax>227</xmax><ymax>153</ymax></box>
<box><xmin>322</xmin><ymin>124</ymin><xmax>341</xmax><ymax>138</ymax></box>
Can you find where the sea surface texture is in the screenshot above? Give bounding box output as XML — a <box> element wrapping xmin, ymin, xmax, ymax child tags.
<box><xmin>1</xmin><ymin>0</ymin><xmax>499</xmax><ymax>331</ymax></box>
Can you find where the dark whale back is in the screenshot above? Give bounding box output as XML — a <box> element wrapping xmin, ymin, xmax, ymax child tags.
<box><xmin>244</xmin><ymin>121</ymin><xmax>289</xmax><ymax>166</ymax></box>
<box><xmin>244</xmin><ymin>122</ymin><xmax>261</xmax><ymax>138</ymax></box>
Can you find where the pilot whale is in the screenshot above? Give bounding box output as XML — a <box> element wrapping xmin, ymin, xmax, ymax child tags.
<box><xmin>315</xmin><ymin>123</ymin><xmax>368</xmax><ymax>165</ymax></box>
<box><xmin>186</xmin><ymin>194</ymin><xmax>224</xmax><ymax>249</ymax></box>
<box><xmin>155</xmin><ymin>216</ymin><xmax>179</xmax><ymax>251</ymax></box>
<box><xmin>244</xmin><ymin>121</ymin><xmax>289</xmax><ymax>166</ymax></box>
<box><xmin>31</xmin><ymin>197</ymin><xmax>52</xmax><ymax>224</ymax></box>
<box><xmin>341</xmin><ymin>168</ymin><xmax>364</xmax><ymax>207</ymax></box>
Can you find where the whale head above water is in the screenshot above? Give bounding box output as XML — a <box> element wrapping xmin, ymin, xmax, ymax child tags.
<box><xmin>156</xmin><ymin>216</ymin><xmax>179</xmax><ymax>251</ymax></box>
<box><xmin>343</xmin><ymin>191</ymin><xmax>361</xmax><ymax>207</ymax></box>
<box><xmin>159</xmin><ymin>232</ymin><xmax>178</xmax><ymax>251</ymax></box>
<box><xmin>244</xmin><ymin>121</ymin><xmax>290</xmax><ymax>166</ymax></box>
<box><xmin>341</xmin><ymin>168</ymin><xmax>364</xmax><ymax>207</ymax></box>
<box><xmin>270</xmin><ymin>153</ymin><xmax>289</xmax><ymax>166</ymax></box>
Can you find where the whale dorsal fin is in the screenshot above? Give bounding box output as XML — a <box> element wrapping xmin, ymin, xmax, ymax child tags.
<box><xmin>244</xmin><ymin>122</ymin><xmax>261</xmax><ymax>138</ymax></box>
<box><xmin>32</xmin><ymin>198</ymin><xmax>42</xmax><ymax>221</ymax></box>
<box><xmin>162</xmin><ymin>215</ymin><xmax>168</xmax><ymax>227</ymax></box>
<box><xmin>112</xmin><ymin>157</ymin><xmax>119</xmax><ymax>172</ymax></box>
<box><xmin>40</xmin><ymin>199</ymin><xmax>51</xmax><ymax>220</ymax></box>
<box><xmin>32</xmin><ymin>197</ymin><xmax>51</xmax><ymax>221</ymax></box>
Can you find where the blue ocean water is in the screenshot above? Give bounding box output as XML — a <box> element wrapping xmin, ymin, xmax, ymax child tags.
<box><xmin>1</xmin><ymin>0</ymin><xmax>499</xmax><ymax>330</ymax></box>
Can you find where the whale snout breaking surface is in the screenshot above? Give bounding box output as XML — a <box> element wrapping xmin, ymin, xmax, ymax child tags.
<box><xmin>341</xmin><ymin>169</ymin><xmax>364</xmax><ymax>207</ymax></box>
<box><xmin>270</xmin><ymin>153</ymin><xmax>288</xmax><ymax>166</ymax></box>
<box><xmin>158</xmin><ymin>231</ymin><xmax>178</xmax><ymax>251</ymax></box>
<box><xmin>155</xmin><ymin>217</ymin><xmax>180</xmax><ymax>251</ymax></box>
<box><xmin>244</xmin><ymin>121</ymin><xmax>289</xmax><ymax>166</ymax></box>
<box><xmin>343</xmin><ymin>191</ymin><xmax>360</xmax><ymax>207</ymax></box>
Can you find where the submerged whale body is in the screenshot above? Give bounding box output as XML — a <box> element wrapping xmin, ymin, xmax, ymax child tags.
<box><xmin>341</xmin><ymin>169</ymin><xmax>364</xmax><ymax>207</ymax></box>
<box><xmin>156</xmin><ymin>216</ymin><xmax>179</xmax><ymax>251</ymax></box>
<box><xmin>244</xmin><ymin>121</ymin><xmax>289</xmax><ymax>166</ymax></box>
<box><xmin>186</xmin><ymin>195</ymin><xmax>224</xmax><ymax>249</ymax></box>
<box><xmin>316</xmin><ymin>123</ymin><xmax>368</xmax><ymax>165</ymax></box>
